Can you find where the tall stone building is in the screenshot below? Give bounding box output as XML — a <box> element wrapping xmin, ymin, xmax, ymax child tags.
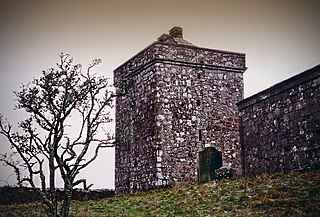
<box><xmin>114</xmin><ymin>27</ymin><xmax>246</xmax><ymax>194</ymax></box>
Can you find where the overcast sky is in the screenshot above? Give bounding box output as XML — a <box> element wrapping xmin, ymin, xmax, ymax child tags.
<box><xmin>0</xmin><ymin>0</ymin><xmax>319</xmax><ymax>189</ymax></box>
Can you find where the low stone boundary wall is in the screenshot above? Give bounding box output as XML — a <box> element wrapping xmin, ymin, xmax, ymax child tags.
<box><xmin>0</xmin><ymin>186</ymin><xmax>115</xmax><ymax>205</ymax></box>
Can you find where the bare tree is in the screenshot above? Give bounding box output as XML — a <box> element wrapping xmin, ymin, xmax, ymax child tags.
<box><xmin>0</xmin><ymin>53</ymin><xmax>114</xmax><ymax>216</ymax></box>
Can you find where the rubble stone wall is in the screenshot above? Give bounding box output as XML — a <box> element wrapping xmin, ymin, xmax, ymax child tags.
<box><xmin>238</xmin><ymin>65</ymin><xmax>320</xmax><ymax>176</ymax></box>
<box><xmin>154</xmin><ymin>62</ymin><xmax>244</xmax><ymax>186</ymax></box>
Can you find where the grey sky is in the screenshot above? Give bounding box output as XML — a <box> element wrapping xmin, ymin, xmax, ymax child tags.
<box><xmin>0</xmin><ymin>0</ymin><xmax>319</xmax><ymax>189</ymax></box>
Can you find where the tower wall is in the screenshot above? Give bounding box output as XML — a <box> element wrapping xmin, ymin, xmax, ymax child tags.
<box><xmin>114</xmin><ymin>29</ymin><xmax>246</xmax><ymax>194</ymax></box>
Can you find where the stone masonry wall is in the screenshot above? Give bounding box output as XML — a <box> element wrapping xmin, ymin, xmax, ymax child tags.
<box><xmin>237</xmin><ymin>65</ymin><xmax>320</xmax><ymax>176</ymax></box>
<box><xmin>154</xmin><ymin>63</ymin><xmax>244</xmax><ymax>186</ymax></box>
<box><xmin>114</xmin><ymin>28</ymin><xmax>246</xmax><ymax>194</ymax></box>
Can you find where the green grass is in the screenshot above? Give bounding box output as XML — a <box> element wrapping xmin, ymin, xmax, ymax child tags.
<box><xmin>1</xmin><ymin>171</ymin><xmax>319</xmax><ymax>216</ymax></box>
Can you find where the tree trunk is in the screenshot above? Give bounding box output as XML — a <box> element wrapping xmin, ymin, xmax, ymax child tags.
<box><xmin>49</xmin><ymin>146</ymin><xmax>57</xmax><ymax>217</ymax></box>
<box><xmin>60</xmin><ymin>181</ymin><xmax>73</xmax><ymax>217</ymax></box>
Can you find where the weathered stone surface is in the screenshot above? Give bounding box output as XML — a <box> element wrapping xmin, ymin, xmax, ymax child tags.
<box><xmin>114</xmin><ymin>27</ymin><xmax>246</xmax><ymax>194</ymax></box>
<box><xmin>237</xmin><ymin>65</ymin><xmax>320</xmax><ymax>176</ymax></box>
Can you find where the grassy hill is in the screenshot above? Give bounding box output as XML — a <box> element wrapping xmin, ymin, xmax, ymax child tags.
<box><xmin>1</xmin><ymin>171</ymin><xmax>319</xmax><ymax>216</ymax></box>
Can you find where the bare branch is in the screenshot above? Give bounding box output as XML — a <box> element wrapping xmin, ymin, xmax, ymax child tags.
<box><xmin>73</xmin><ymin>179</ymin><xmax>93</xmax><ymax>191</ymax></box>
<box><xmin>0</xmin><ymin>153</ymin><xmax>23</xmax><ymax>186</ymax></box>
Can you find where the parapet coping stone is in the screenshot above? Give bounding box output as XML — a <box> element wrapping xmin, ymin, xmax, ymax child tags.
<box><xmin>237</xmin><ymin>64</ymin><xmax>320</xmax><ymax>110</ymax></box>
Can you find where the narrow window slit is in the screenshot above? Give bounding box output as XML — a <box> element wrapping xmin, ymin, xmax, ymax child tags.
<box><xmin>197</xmin><ymin>73</ymin><xmax>201</xmax><ymax>79</ymax></box>
<box><xmin>199</xmin><ymin>129</ymin><xmax>202</xmax><ymax>141</ymax></box>
<box><xmin>196</xmin><ymin>99</ymin><xmax>201</xmax><ymax>106</ymax></box>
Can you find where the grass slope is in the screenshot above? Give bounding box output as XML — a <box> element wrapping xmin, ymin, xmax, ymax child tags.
<box><xmin>1</xmin><ymin>171</ymin><xmax>319</xmax><ymax>217</ymax></box>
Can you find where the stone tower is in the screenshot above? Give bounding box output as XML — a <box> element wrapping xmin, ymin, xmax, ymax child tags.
<box><xmin>114</xmin><ymin>27</ymin><xmax>246</xmax><ymax>194</ymax></box>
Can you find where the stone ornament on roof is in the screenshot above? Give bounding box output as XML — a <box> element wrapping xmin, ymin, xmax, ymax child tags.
<box><xmin>157</xmin><ymin>26</ymin><xmax>195</xmax><ymax>46</ymax></box>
